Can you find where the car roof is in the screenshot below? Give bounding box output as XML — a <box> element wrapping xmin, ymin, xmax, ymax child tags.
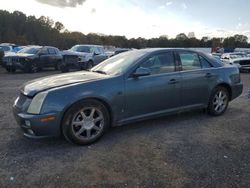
<box><xmin>223</xmin><ymin>52</ymin><xmax>246</xmax><ymax>55</ymax></box>
<box><xmin>134</xmin><ymin>48</ymin><xmax>223</xmax><ymax>68</ymax></box>
<box><xmin>75</xmin><ymin>44</ymin><xmax>104</xmax><ymax>47</ymax></box>
<box><xmin>136</xmin><ymin>48</ymin><xmax>203</xmax><ymax>54</ymax></box>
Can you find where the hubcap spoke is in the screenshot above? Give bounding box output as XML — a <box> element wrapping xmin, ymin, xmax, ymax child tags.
<box><xmin>94</xmin><ymin>116</ymin><xmax>102</xmax><ymax>123</ymax></box>
<box><xmin>86</xmin><ymin>129</ymin><xmax>91</xmax><ymax>138</ymax></box>
<box><xmin>80</xmin><ymin>111</ymin><xmax>87</xmax><ymax>119</ymax></box>
<box><xmin>93</xmin><ymin>125</ymin><xmax>101</xmax><ymax>131</ymax></box>
<box><xmin>89</xmin><ymin>108</ymin><xmax>95</xmax><ymax>118</ymax></box>
<box><xmin>72</xmin><ymin>121</ymin><xmax>83</xmax><ymax>127</ymax></box>
<box><xmin>76</xmin><ymin>127</ymin><xmax>86</xmax><ymax>136</ymax></box>
<box><xmin>215</xmin><ymin>104</ymin><xmax>220</xmax><ymax>111</ymax></box>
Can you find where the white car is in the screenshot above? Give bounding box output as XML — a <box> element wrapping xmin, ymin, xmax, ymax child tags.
<box><xmin>67</xmin><ymin>45</ymin><xmax>108</xmax><ymax>68</ymax></box>
<box><xmin>221</xmin><ymin>52</ymin><xmax>250</xmax><ymax>72</ymax></box>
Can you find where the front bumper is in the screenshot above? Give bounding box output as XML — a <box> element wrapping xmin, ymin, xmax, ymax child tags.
<box><xmin>240</xmin><ymin>66</ymin><xmax>250</xmax><ymax>71</ymax></box>
<box><xmin>13</xmin><ymin>107</ymin><xmax>61</xmax><ymax>138</ymax></box>
<box><xmin>231</xmin><ymin>82</ymin><xmax>243</xmax><ymax>100</ymax></box>
<box><xmin>5</xmin><ymin>62</ymin><xmax>26</xmax><ymax>70</ymax></box>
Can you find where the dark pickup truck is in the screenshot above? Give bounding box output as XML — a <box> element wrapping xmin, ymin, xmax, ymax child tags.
<box><xmin>3</xmin><ymin>46</ymin><xmax>63</xmax><ymax>73</ymax></box>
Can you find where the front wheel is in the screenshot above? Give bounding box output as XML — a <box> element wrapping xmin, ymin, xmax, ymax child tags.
<box><xmin>208</xmin><ymin>87</ymin><xmax>229</xmax><ymax>116</ymax></box>
<box><xmin>62</xmin><ymin>100</ymin><xmax>110</xmax><ymax>145</ymax></box>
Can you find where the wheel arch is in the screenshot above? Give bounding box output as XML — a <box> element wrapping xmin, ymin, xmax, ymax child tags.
<box><xmin>59</xmin><ymin>97</ymin><xmax>114</xmax><ymax>134</ymax></box>
<box><xmin>214</xmin><ymin>83</ymin><xmax>232</xmax><ymax>101</ymax></box>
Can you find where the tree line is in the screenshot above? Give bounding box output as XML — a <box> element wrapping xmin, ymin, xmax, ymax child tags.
<box><xmin>0</xmin><ymin>10</ymin><xmax>249</xmax><ymax>50</ymax></box>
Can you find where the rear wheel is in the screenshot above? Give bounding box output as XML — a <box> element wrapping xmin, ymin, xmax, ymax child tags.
<box><xmin>208</xmin><ymin>86</ymin><xmax>229</xmax><ymax>116</ymax></box>
<box><xmin>60</xmin><ymin>64</ymin><xmax>69</xmax><ymax>73</ymax></box>
<box><xmin>6</xmin><ymin>67</ymin><xmax>16</xmax><ymax>73</ymax></box>
<box><xmin>62</xmin><ymin>99</ymin><xmax>110</xmax><ymax>145</ymax></box>
<box><xmin>55</xmin><ymin>61</ymin><xmax>61</xmax><ymax>71</ymax></box>
<box><xmin>86</xmin><ymin>60</ymin><xmax>93</xmax><ymax>70</ymax></box>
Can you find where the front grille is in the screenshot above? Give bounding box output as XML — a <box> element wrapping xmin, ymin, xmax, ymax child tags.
<box><xmin>16</xmin><ymin>93</ymin><xmax>28</xmax><ymax>107</ymax></box>
<box><xmin>14</xmin><ymin>93</ymin><xmax>31</xmax><ymax>111</ymax></box>
<box><xmin>63</xmin><ymin>55</ymin><xmax>78</xmax><ymax>64</ymax></box>
<box><xmin>239</xmin><ymin>60</ymin><xmax>250</xmax><ymax>66</ymax></box>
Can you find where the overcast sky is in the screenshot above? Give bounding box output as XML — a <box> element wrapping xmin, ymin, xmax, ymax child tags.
<box><xmin>1</xmin><ymin>0</ymin><xmax>250</xmax><ymax>39</ymax></box>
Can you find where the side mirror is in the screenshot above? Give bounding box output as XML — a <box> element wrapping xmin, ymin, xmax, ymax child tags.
<box><xmin>93</xmin><ymin>52</ymin><xmax>100</xmax><ymax>56</ymax></box>
<box><xmin>133</xmin><ymin>67</ymin><xmax>151</xmax><ymax>77</ymax></box>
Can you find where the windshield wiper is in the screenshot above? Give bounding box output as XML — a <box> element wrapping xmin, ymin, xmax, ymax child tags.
<box><xmin>92</xmin><ymin>70</ymin><xmax>107</xmax><ymax>75</ymax></box>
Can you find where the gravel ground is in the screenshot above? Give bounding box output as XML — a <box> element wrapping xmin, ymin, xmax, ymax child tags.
<box><xmin>0</xmin><ymin>67</ymin><xmax>250</xmax><ymax>188</ymax></box>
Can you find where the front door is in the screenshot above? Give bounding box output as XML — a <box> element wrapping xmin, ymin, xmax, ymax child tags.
<box><xmin>124</xmin><ymin>51</ymin><xmax>181</xmax><ymax>120</ymax></box>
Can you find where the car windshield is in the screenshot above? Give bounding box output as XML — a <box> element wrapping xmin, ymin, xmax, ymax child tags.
<box><xmin>18</xmin><ymin>47</ymin><xmax>41</xmax><ymax>54</ymax></box>
<box><xmin>230</xmin><ymin>53</ymin><xmax>247</xmax><ymax>59</ymax></box>
<box><xmin>0</xmin><ymin>46</ymin><xmax>11</xmax><ymax>52</ymax></box>
<box><xmin>91</xmin><ymin>50</ymin><xmax>146</xmax><ymax>75</ymax></box>
<box><xmin>70</xmin><ymin>45</ymin><xmax>91</xmax><ymax>53</ymax></box>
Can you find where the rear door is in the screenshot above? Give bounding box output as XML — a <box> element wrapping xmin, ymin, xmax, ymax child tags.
<box><xmin>38</xmin><ymin>47</ymin><xmax>50</xmax><ymax>68</ymax></box>
<box><xmin>177</xmin><ymin>51</ymin><xmax>217</xmax><ymax>108</ymax></box>
<box><xmin>92</xmin><ymin>47</ymin><xmax>107</xmax><ymax>65</ymax></box>
<box><xmin>124</xmin><ymin>51</ymin><xmax>181</xmax><ymax>120</ymax></box>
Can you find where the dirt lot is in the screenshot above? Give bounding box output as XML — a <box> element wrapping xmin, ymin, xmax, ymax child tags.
<box><xmin>0</xmin><ymin>67</ymin><xmax>250</xmax><ymax>188</ymax></box>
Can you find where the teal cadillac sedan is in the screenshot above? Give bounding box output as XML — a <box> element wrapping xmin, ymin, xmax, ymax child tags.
<box><xmin>13</xmin><ymin>48</ymin><xmax>243</xmax><ymax>145</ymax></box>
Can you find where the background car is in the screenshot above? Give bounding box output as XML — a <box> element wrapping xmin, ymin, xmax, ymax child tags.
<box><xmin>13</xmin><ymin>49</ymin><xmax>243</xmax><ymax>145</ymax></box>
<box><xmin>60</xmin><ymin>44</ymin><xmax>108</xmax><ymax>72</ymax></box>
<box><xmin>3</xmin><ymin>46</ymin><xmax>63</xmax><ymax>73</ymax></box>
<box><xmin>0</xmin><ymin>47</ymin><xmax>4</xmax><ymax>65</ymax></box>
<box><xmin>111</xmin><ymin>48</ymin><xmax>131</xmax><ymax>57</ymax></box>
<box><xmin>0</xmin><ymin>43</ymin><xmax>18</xmax><ymax>52</ymax></box>
<box><xmin>221</xmin><ymin>52</ymin><xmax>250</xmax><ymax>72</ymax></box>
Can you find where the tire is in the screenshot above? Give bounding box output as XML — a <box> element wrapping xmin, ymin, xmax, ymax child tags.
<box><xmin>62</xmin><ymin>99</ymin><xmax>110</xmax><ymax>145</ymax></box>
<box><xmin>60</xmin><ymin>64</ymin><xmax>69</xmax><ymax>73</ymax></box>
<box><xmin>86</xmin><ymin>60</ymin><xmax>94</xmax><ymax>70</ymax></box>
<box><xmin>55</xmin><ymin>61</ymin><xmax>61</xmax><ymax>71</ymax></box>
<box><xmin>6</xmin><ymin>67</ymin><xmax>16</xmax><ymax>73</ymax></box>
<box><xmin>208</xmin><ymin>86</ymin><xmax>229</xmax><ymax>116</ymax></box>
<box><xmin>24</xmin><ymin>63</ymin><xmax>38</xmax><ymax>73</ymax></box>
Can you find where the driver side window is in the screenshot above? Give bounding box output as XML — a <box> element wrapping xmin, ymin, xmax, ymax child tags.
<box><xmin>140</xmin><ymin>52</ymin><xmax>175</xmax><ymax>75</ymax></box>
<box><xmin>39</xmin><ymin>48</ymin><xmax>49</xmax><ymax>55</ymax></box>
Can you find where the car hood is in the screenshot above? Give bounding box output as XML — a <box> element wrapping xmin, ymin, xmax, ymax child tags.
<box><xmin>5</xmin><ymin>53</ymin><xmax>35</xmax><ymax>58</ymax></box>
<box><xmin>4</xmin><ymin>51</ymin><xmax>16</xmax><ymax>57</ymax></box>
<box><xmin>231</xmin><ymin>57</ymin><xmax>250</xmax><ymax>62</ymax></box>
<box><xmin>21</xmin><ymin>71</ymin><xmax>107</xmax><ymax>97</ymax></box>
<box><xmin>63</xmin><ymin>50</ymin><xmax>90</xmax><ymax>56</ymax></box>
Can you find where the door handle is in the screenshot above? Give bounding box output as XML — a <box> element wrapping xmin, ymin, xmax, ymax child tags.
<box><xmin>205</xmin><ymin>73</ymin><xmax>213</xmax><ymax>78</ymax></box>
<box><xmin>168</xmin><ymin>79</ymin><xmax>179</xmax><ymax>84</ymax></box>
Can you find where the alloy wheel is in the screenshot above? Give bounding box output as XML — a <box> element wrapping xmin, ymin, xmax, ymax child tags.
<box><xmin>212</xmin><ymin>90</ymin><xmax>228</xmax><ymax>113</ymax></box>
<box><xmin>71</xmin><ymin>107</ymin><xmax>104</xmax><ymax>140</ymax></box>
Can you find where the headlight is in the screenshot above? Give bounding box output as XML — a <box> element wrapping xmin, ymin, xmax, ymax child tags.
<box><xmin>27</xmin><ymin>91</ymin><xmax>48</xmax><ymax>114</ymax></box>
<box><xmin>79</xmin><ymin>56</ymin><xmax>86</xmax><ymax>62</ymax></box>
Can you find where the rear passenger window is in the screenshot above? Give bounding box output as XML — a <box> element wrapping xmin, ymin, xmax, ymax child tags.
<box><xmin>39</xmin><ymin>48</ymin><xmax>49</xmax><ymax>55</ymax></box>
<box><xmin>48</xmin><ymin>48</ymin><xmax>56</xmax><ymax>54</ymax></box>
<box><xmin>199</xmin><ymin>56</ymin><xmax>212</xmax><ymax>68</ymax></box>
<box><xmin>179</xmin><ymin>52</ymin><xmax>201</xmax><ymax>71</ymax></box>
<box><xmin>140</xmin><ymin>52</ymin><xmax>175</xmax><ymax>75</ymax></box>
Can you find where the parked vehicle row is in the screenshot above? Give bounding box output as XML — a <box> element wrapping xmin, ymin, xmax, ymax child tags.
<box><xmin>2</xmin><ymin>46</ymin><xmax>62</xmax><ymax>73</ymax></box>
<box><xmin>211</xmin><ymin>52</ymin><xmax>250</xmax><ymax>72</ymax></box>
<box><xmin>13</xmin><ymin>48</ymin><xmax>243</xmax><ymax>145</ymax></box>
<box><xmin>1</xmin><ymin>44</ymin><xmax>115</xmax><ymax>73</ymax></box>
<box><xmin>220</xmin><ymin>52</ymin><xmax>250</xmax><ymax>72</ymax></box>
